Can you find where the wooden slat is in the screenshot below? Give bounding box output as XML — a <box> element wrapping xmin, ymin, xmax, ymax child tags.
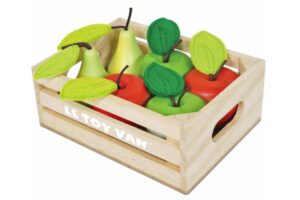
<box><xmin>37</xmin><ymin>76</ymin><xmax>183</xmax><ymax>141</ymax></box>
<box><xmin>39</xmin><ymin>88</ymin><xmax>181</xmax><ymax>165</ymax></box>
<box><xmin>40</xmin><ymin>107</ymin><xmax>182</xmax><ymax>190</ymax></box>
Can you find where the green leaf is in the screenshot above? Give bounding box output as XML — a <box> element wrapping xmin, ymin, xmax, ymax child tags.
<box><xmin>147</xmin><ymin>18</ymin><xmax>180</xmax><ymax>55</ymax></box>
<box><xmin>33</xmin><ymin>46</ymin><xmax>80</xmax><ymax>80</ymax></box>
<box><xmin>60</xmin><ymin>77</ymin><xmax>117</xmax><ymax>101</ymax></box>
<box><xmin>190</xmin><ymin>31</ymin><xmax>227</xmax><ymax>75</ymax></box>
<box><xmin>57</xmin><ymin>24</ymin><xmax>112</xmax><ymax>50</ymax></box>
<box><xmin>144</xmin><ymin>62</ymin><xmax>184</xmax><ymax>97</ymax></box>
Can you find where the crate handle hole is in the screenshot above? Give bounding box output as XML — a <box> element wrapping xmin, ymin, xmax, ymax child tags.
<box><xmin>212</xmin><ymin>102</ymin><xmax>244</xmax><ymax>142</ymax></box>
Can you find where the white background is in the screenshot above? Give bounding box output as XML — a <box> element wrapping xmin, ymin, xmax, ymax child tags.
<box><xmin>0</xmin><ymin>0</ymin><xmax>299</xmax><ymax>199</ymax></box>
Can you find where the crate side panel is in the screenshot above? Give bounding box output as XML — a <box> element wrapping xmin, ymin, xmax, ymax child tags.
<box><xmin>38</xmin><ymin>88</ymin><xmax>181</xmax><ymax>165</ymax></box>
<box><xmin>185</xmin><ymin>100</ymin><xmax>263</xmax><ymax>192</ymax></box>
<box><xmin>37</xmin><ymin>76</ymin><xmax>182</xmax><ymax>140</ymax></box>
<box><xmin>39</xmin><ymin>107</ymin><xmax>182</xmax><ymax>189</ymax></box>
<box><xmin>184</xmin><ymin>61</ymin><xmax>265</xmax><ymax>192</ymax></box>
<box><xmin>182</xmin><ymin>59</ymin><xmax>265</xmax><ymax>148</ymax></box>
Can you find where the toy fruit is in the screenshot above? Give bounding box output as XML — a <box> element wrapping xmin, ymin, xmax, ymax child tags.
<box><xmin>75</xmin><ymin>46</ymin><xmax>108</xmax><ymax>78</ymax></box>
<box><xmin>107</xmin><ymin>8</ymin><xmax>143</xmax><ymax>76</ymax></box>
<box><xmin>144</xmin><ymin>62</ymin><xmax>205</xmax><ymax>116</ymax></box>
<box><xmin>146</xmin><ymin>87</ymin><xmax>206</xmax><ymax>116</ymax></box>
<box><xmin>93</xmin><ymin>66</ymin><xmax>150</xmax><ymax>125</ymax></box>
<box><xmin>146</xmin><ymin>87</ymin><xmax>205</xmax><ymax>138</ymax></box>
<box><xmin>185</xmin><ymin>31</ymin><xmax>239</xmax><ymax>125</ymax></box>
<box><xmin>185</xmin><ymin>68</ymin><xmax>238</xmax><ymax>124</ymax></box>
<box><xmin>139</xmin><ymin>18</ymin><xmax>193</xmax><ymax>77</ymax></box>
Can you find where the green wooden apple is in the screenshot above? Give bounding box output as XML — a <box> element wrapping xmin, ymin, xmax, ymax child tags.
<box><xmin>139</xmin><ymin>18</ymin><xmax>193</xmax><ymax>77</ymax></box>
<box><xmin>146</xmin><ymin>92</ymin><xmax>205</xmax><ymax>116</ymax></box>
<box><xmin>139</xmin><ymin>51</ymin><xmax>193</xmax><ymax>77</ymax></box>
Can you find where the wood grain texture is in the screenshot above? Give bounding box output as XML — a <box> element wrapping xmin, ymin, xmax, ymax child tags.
<box><xmin>32</xmin><ymin>18</ymin><xmax>265</xmax><ymax>194</ymax></box>
<box><xmin>39</xmin><ymin>88</ymin><xmax>181</xmax><ymax>165</ymax></box>
<box><xmin>40</xmin><ymin>107</ymin><xmax>182</xmax><ymax>189</ymax></box>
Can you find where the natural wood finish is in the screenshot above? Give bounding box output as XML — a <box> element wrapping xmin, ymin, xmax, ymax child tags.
<box><xmin>40</xmin><ymin>107</ymin><xmax>182</xmax><ymax>189</ymax></box>
<box><xmin>37</xmin><ymin>76</ymin><xmax>183</xmax><ymax>141</ymax></box>
<box><xmin>32</xmin><ymin>18</ymin><xmax>265</xmax><ymax>194</ymax></box>
<box><xmin>39</xmin><ymin>88</ymin><xmax>181</xmax><ymax>165</ymax></box>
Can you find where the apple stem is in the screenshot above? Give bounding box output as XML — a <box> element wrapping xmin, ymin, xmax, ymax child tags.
<box><xmin>209</xmin><ymin>61</ymin><xmax>226</xmax><ymax>81</ymax></box>
<box><xmin>162</xmin><ymin>54</ymin><xmax>166</xmax><ymax>63</ymax></box>
<box><xmin>62</xmin><ymin>42</ymin><xmax>92</xmax><ymax>50</ymax></box>
<box><xmin>170</xmin><ymin>96</ymin><xmax>177</xmax><ymax>107</ymax></box>
<box><xmin>117</xmin><ymin>65</ymin><xmax>129</xmax><ymax>89</ymax></box>
<box><xmin>163</xmin><ymin>39</ymin><xmax>182</xmax><ymax>63</ymax></box>
<box><xmin>111</xmin><ymin>8</ymin><xmax>133</xmax><ymax>31</ymax></box>
<box><xmin>176</xmin><ymin>87</ymin><xmax>192</xmax><ymax>107</ymax></box>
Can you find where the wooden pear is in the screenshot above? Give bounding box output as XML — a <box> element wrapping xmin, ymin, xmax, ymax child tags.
<box><xmin>77</xmin><ymin>48</ymin><xmax>108</xmax><ymax>78</ymax></box>
<box><xmin>107</xmin><ymin>29</ymin><xmax>143</xmax><ymax>76</ymax></box>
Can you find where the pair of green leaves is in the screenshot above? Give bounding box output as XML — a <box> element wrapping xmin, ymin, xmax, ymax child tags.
<box><xmin>147</xmin><ymin>18</ymin><xmax>180</xmax><ymax>55</ymax></box>
<box><xmin>144</xmin><ymin>62</ymin><xmax>184</xmax><ymax>97</ymax></box>
<box><xmin>34</xmin><ymin>24</ymin><xmax>112</xmax><ymax>80</ymax></box>
<box><xmin>190</xmin><ymin>31</ymin><xmax>227</xmax><ymax>75</ymax></box>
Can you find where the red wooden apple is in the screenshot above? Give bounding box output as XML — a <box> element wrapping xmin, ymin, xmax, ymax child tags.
<box><xmin>184</xmin><ymin>67</ymin><xmax>239</xmax><ymax>125</ymax></box>
<box><xmin>92</xmin><ymin>66</ymin><xmax>150</xmax><ymax>126</ymax></box>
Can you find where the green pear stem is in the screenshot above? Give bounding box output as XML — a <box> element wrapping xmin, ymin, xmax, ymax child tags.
<box><xmin>170</xmin><ymin>96</ymin><xmax>177</xmax><ymax>107</ymax></box>
<box><xmin>117</xmin><ymin>65</ymin><xmax>129</xmax><ymax>89</ymax></box>
<box><xmin>111</xmin><ymin>8</ymin><xmax>133</xmax><ymax>31</ymax></box>
<box><xmin>176</xmin><ymin>86</ymin><xmax>192</xmax><ymax>107</ymax></box>
<box><xmin>209</xmin><ymin>60</ymin><xmax>226</xmax><ymax>81</ymax></box>
<box><xmin>163</xmin><ymin>39</ymin><xmax>183</xmax><ymax>63</ymax></box>
<box><xmin>62</xmin><ymin>42</ymin><xmax>92</xmax><ymax>50</ymax></box>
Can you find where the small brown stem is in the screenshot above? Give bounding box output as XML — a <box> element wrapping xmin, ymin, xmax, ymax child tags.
<box><xmin>209</xmin><ymin>60</ymin><xmax>226</xmax><ymax>81</ymax></box>
<box><xmin>111</xmin><ymin>25</ymin><xmax>126</xmax><ymax>29</ymax></box>
<box><xmin>117</xmin><ymin>65</ymin><xmax>129</xmax><ymax>89</ymax></box>
<box><xmin>164</xmin><ymin>39</ymin><xmax>182</xmax><ymax>63</ymax></box>
<box><xmin>125</xmin><ymin>8</ymin><xmax>133</xmax><ymax>30</ymax></box>
<box><xmin>110</xmin><ymin>8</ymin><xmax>133</xmax><ymax>30</ymax></box>
<box><xmin>62</xmin><ymin>42</ymin><xmax>92</xmax><ymax>50</ymax></box>
<box><xmin>170</xmin><ymin>96</ymin><xmax>177</xmax><ymax>107</ymax></box>
<box><xmin>176</xmin><ymin>87</ymin><xmax>192</xmax><ymax>107</ymax></box>
<box><xmin>213</xmin><ymin>60</ymin><xmax>226</xmax><ymax>80</ymax></box>
<box><xmin>162</xmin><ymin>54</ymin><xmax>166</xmax><ymax>63</ymax></box>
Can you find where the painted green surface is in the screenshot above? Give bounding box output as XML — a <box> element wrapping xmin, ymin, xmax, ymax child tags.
<box><xmin>139</xmin><ymin>51</ymin><xmax>192</xmax><ymax>77</ymax></box>
<box><xmin>107</xmin><ymin>30</ymin><xmax>143</xmax><ymax>76</ymax></box>
<box><xmin>77</xmin><ymin>48</ymin><xmax>108</xmax><ymax>78</ymax></box>
<box><xmin>146</xmin><ymin>92</ymin><xmax>206</xmax><ymax>115</ymax></box>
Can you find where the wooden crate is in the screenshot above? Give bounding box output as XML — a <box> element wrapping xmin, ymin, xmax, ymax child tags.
<box><xmin>32</xmin><ymin>18</ymin><xmax>265</xmax><ymax>194</ymax></box>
